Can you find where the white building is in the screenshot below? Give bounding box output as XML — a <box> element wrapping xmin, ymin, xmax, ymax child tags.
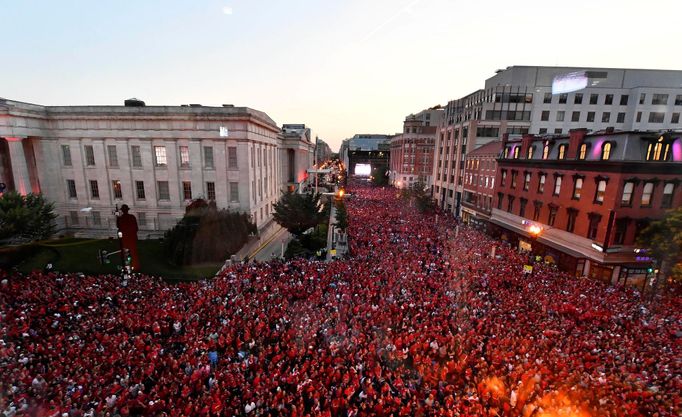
<box><xmin>0</xmin><ymin>98</ymin><xmax>313</xmax><ymax>236</ymax></box>
<box><xmin>433</xmin><ymin>66</ymin><xmax>682</xmax><ymax>216</ymax></box>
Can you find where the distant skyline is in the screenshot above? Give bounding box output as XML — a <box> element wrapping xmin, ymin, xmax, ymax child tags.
<box><xmin>3</xmin><ymin>0</ymin><xmax>682</xmax><ymax>152</ymax></box>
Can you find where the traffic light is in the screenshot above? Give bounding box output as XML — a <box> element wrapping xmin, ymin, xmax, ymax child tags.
<box><xmin>123</xmin><ymin>248</ymin><xmax>132</xmax><ymax>266</ymax></box>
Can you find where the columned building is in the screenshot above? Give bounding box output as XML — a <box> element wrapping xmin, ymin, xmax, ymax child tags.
<box><xmin>433</xmin><ymin>66</ymin><xmax>682</xmax><ymax>217</ymax></box>
<box><xmin>489</xmin><ymin>129</ymin><xmax>681</xmax><ymax>285</ymax></box>
<box><xmin>0</xmin><ymin>98</ymin><xmax>312</xmax><ymax>236</ymax></box>
<box><xmin>389</xmin><ymin>106</ymin><xmax>442</xmax><ymax>188</ymax></box>
<box><xmin>281</xmin><ymin>124</ymin><xmax>315</xmax><ymax>193</ymax></box>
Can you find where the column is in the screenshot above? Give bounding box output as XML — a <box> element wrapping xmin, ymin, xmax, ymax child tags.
<box><xmin>5</xmin><ymin>137</ymin><xmax>32</xmax><ymax>195</ymax></box>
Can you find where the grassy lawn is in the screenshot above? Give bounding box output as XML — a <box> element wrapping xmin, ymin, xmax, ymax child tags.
<box><xmin>16</xmin><ymin>238</ymin><xmax>221</xmax><ymax>281</ymax></box>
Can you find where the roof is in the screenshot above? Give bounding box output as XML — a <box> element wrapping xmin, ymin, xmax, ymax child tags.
<box><xmin>467</xmin><ymin>141</ymin><xmax>502</xmax><ymax>156</ymax></box>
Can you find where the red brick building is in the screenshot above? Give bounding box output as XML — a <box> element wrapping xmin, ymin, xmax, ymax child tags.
<box><xmin>490</xmin><ymin>129</ymin><xmax>681</xmax><ymax>285</ymax></box>
<box><xmin>389</xmin><ymin>108</ymin><xmax>442</xmax><ymax>188</ymax></box>
<box><xmin>461</xmin><ymin>141</ymin><xmax>502</xmax><ymax>229</ymax></box>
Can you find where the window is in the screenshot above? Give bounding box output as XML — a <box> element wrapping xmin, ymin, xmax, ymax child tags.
<box><xmin>542</xmin><ymin>144</ymin><xmax>550</xmax><ymax>159</ymax></box>
<box><xmin>652</xmin><ymin>94</ymin><xmax>668</xmax><ymax>105</ymax></box>
<box><xmin>621</xmin><ymin>182</ymin><xmax>634</xmax><ymax>206</ymax></box>
<box><xmin>578</xmin><ymin>143</ymin><xmax>587</xmax><ymax>160</ymax></box>
<box><xmin>513</xmin><ymin>147</ymin><xmax>520</xmax><ymax>159</ymax></box>
<box><xmin>648</xmin><ymin>112</ymin><xmax>665</xmax><ymax>123</ymax></box>
<box><xmin>595</xmin><ymin>180</ymin><xmax>607</xmax><ymax>203</ymax></box>
<box><xmin>523</xmin><ymin>172</ymin><xmax>531</xmax><ymax>191</ymax></box>
<box><xmin>137</xmin><ymin>212</ymin><xmax>146</xmax><ymax>227</ymax></box>
<box><xmin>85</xmin><ymin>145</ymin><xmax>95</xmax><ymax>166</ymax></box>
<box><xmin>613</xmin><ymin>219</ymin><xmax>628</xmax><ymax>245</ymax></box>
<box><xmin>538</xmin><ymin>174</ymin><xmax>546</xmax><ymax>193</ymax></box>
<box><xmin>636</xmin><ymin>112</ymin><xmax>642</xmax><ymax>123</ymax></box>
<box><xmin>533</xmin><ymin>202</ymin><xmax>542</xmax><ymax>221</ymax></box>
<box><xmin>617</xmin><ymin>112</ymin><xmax>625</xmax><ymax>123</ymax></box>
<box><xmin>556</xmin><ymin>111</ymin><xmax>565</xmax><ymax>122</ymax></box>
<box><xmin>62</xmin><ymin>145</ymin><xmax>72</xmax><ymax>166</ymax></box>
<box><xmin>69</xmin><ymin>211</ymin><xmax>79</xmax><ymax>226</ymax></box>
<box><xmin>136</xmin><ymin>181</ymin><xmax>145</xmax><ymax>200</ymax></box>
<box><xmin>228</xmin><ymin>147</ymin><xmax>238</xmax><ymax>169</ymax></box>
<box><xmin>559</xmin><ymin>94</ymin><xmax>567</xmax><ymax>104</ymax></box>
<box><xmin>587</xmin><ymin>214</ymin><xmax>601</xmax><ymax>239</ymax></box>
<box><xmin>586</xmin><ymin>112</ymin><xmax>595</xmax><ymax>122</ymax></box>
<box><xmin>179</xmin><ymin>146</ymin><xmax>190</xmax><ymax>168</ymax></box>
<box><xmin>672</xmin><ymin>113</ymin><xmax>680</xmax><ymax>124</ymax></box>
<box><xmin>229</xmin><ymin>182</ymin><xmax>239</xmax><ymax>202</ymax></box>
<box><xmin>589</xmin><ymin>94</ymin><xmax>598</xmax><ymax>105</ymax></box>
<box><xmin>92</xmin><ymin>211</ymin><xmax>101</xmax><ymax>226</ymax></box>
<box><xmin>574</xmin><ymin>93</ymin><xmax>583</xmax><ymax>104</ymax></box>
<box><xmin>501</xmin><ymin>170</ymin><xmax>507</xmax><ymax>187</ymax></box>
<box><xmin>641</xmin><ymin>182</ymin><xmax>654</xmax><ymax>206</ymax></box>
<box><xmin>543</xmin><ymin>93</ymin><xmax>552</xmax><ymax>104</ymax></box>
<box><xmin>661</xmin><ymin>183</ymin><xmax>675</xmax><ymax>208</ymax></box>
<box><xmin>476</xmin><ymin>127</ymin><xmax>499</xmax><ymax>137</ymax></box>
<box><xmin>639</xmin><ymin>93</ymin><xmax>646</xmax><ymax>104</ymax></box>
<box><xmin>620</xmin><ymin>95</ymin><xmax>629</xmax><ymax>105</ymax></box>
<box><xmin>157</xmin><ymin>181</ymin><xmax>170</xmax><ymax>200</ymax></box>
<box><xmin>646</xmin><ymin>140</ymin><xmax>671</xmax><ymax>161</ymax></box>
<box><xmin>507</xmin><ymin>195</ymin><xmax>515</xmax><ymax>213</ymax></box>
<box><xmin>182</xmin><ymin>181</ymin><xmax>192</xmax><ymax>200</ymax></box>
<box><xmin>554</xmin><ymin>128</ymin><xmax>563</xmax><ymax>134</ymax></box>
<box><xmin>601</xmin><ymin>143</ymin><xmax>612</xmax><ymax>160</ymax></box>
<box><xmin>204</xmin><ymin>146</ymin><xmax>214</xmax><ymax>168</ymax></box>
<box><xmin>553</xmin><ymin>175</ymin><xmax>562</xmax><ymax>196</ymax></box>
<box><xmin>107</xmin><ymin>145</ymin><xmax>118</xmax><ymax>167</ymax></box>
<box><xmin>605</xmin><ymin>94</ymin><xmax>613</xmax><ymax>105</ymax></box>
<box><xmin>511</xmin><ymin>171</ymin><xmax>518</xmax><ymax>188</ymax></box>
<box><xmin>571</xmin><ymin>111</ymin><xmax>580</xmax><ymax>122</ymax></box>
<box><xmin>558</xmin><ymin>144</ymin><xmax>566</xmax><ymax>160</ymax></box>
<box><xmin>67</xmin><ymin>180</ymin><xmax>77</xmax><ymax>199</ymax></box>
<box><xmin>519</xmin><ymin>198</ymin><xmax>528</xmax><ymax>218</ymax></box>
<box><xmin>539</xmin><ymin>128</ymin><xmax>547</xmax><ymax>135</ymax></box>
<box><xmin>503</xmin><ymin>147</ymin><xmax>510</xmax><ymax>158</ymax></box>
<box><xmin>527</xmin><ymin>146</ymin><xmax>534</xmax><ymax>159</ymax></box>
<box><xmin>131</xmin><ymin>145</ymin><xmax>142</xmax><ymax>167</ymax></box>
<box><xmin>548</xmin><ymin>206</ymin><xmax>558</xmax><ymax>226</ymax></box>
<box><xmin>154</xmin><ymin>146</ymin><xmax>167</xmax><ymax>166</ymax></box>
<box><xmin>540</xmin><ymin>110</ymin><xmax>550</xmax><ymax>121</ymax></box>
<box><xmin>601</xmin><ymin>112</ymin><xmax>610</xmax><ymax>123</ymax></box>
<box><xmin>566</xmin><ymin>209</ymin><xmax>578</xmax><ymax>233</ymax></box>
<box><xmin>497</xmin><ymin>193</ymin><xmax>504</xmax><ymax>210</ymax></box>
<box><xmin>676</xmin><ymin>95</ymin><xmax>682</xmax><ymax>105</ymax></box>
<box><xmin>89</xmin><ymin>180</ymin><xmax>99</xmax><ymax>199</ymax></box>
<box><xmin>572</xmin><ymin>177</ymin><xmax>583</xmax><ymax>199</ymax></box>
<box><xmin>112</xmin><ymin>180</ymin><xmax>122</xmax><ymax>199</ymax></box>
<box><xmin>207</xmin><ymin>182</ymin><xmax>216</xmax><ymax>201</ymax></box>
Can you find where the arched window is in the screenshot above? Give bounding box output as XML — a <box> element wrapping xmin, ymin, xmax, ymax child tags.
<box><xmin>527</xmin><ymin>146</ymin><xmax>535</xmax><ymax>159</ymax></box>
<box><xmin>646</xmin><ymin>136</ymin><xmax>672</xmax><ymax>161</ymax></box>
<box><xmin>579</xmin><ymin>143</ymin><xmax>587</xmax><ymax>160</ymax></box>
<box><xmin>513</xmin><ymin>147</ymin><xmax>520</xmax><ymax>159</ymax></box>
<box><xmin>543</xmin><ymin>144</ymin><xmax>550</xmax><ymax>159</ymax></box>
<box><xmin>558</xmin><ymin>144</ymin><xmax>567</xmax><ymax>160</ymax></box>
<box><xmin>601</xmin><ymin>142</ymin><xmax>612</xmax><ymax>160</ymax></box>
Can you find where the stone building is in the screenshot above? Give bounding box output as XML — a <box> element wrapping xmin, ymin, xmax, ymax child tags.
<box><xmin>0</xmin><ymin>98</ymin><xmax>313</xmax><ymax>236</ymax></box>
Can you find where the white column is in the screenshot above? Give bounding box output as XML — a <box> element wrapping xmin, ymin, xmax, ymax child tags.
<box><xmin>6</xmin><ymin>137</ymin><xmax>32</xmax><ymax>195</ymax></box>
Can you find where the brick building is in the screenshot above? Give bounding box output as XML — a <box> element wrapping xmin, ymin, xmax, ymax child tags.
<box><xmin>461</xmin><ymin>141</ymin><xmax>502</xmax><ymax>229</ymax></box>
<box><xmin>489</xmin><ymin>129</ymin><xmax>681</xmax><ymax>284</ymax></box>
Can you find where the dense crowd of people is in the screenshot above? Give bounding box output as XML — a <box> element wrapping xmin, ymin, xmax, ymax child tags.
<box><xmin>1</xmin><ymin>185</ymin><xmax>680</xmax><ymax>417</ymax></box>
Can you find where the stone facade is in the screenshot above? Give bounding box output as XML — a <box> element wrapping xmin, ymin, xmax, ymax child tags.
<box><xmin>0</xmin><ymin>98</ymin><xmax>314</xmax><ymax>237</ymax></box>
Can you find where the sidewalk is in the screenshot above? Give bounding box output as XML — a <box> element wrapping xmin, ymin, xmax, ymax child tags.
<box><xmin>215</xmin><ymin>219</ymin><xmax>285</xmax><ymax>275</ymax></box>
<box><xmin>326</xmin><ymin>202</ymin><xmax>348</xmax><ymax>261</ymax></box>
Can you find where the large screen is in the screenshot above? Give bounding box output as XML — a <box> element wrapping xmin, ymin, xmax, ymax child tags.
<box><xmin>354</xmin><ymin>163</ymin><xmax>371</xmax><ymax>176</ymax></box>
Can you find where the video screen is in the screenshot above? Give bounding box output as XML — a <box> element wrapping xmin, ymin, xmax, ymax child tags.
<box><xmin>354</xmin><ymin>163</ymin><xmax>371</xmax><ymax>176</ymax></box>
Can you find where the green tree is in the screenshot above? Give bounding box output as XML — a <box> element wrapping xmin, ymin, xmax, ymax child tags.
<box><xmin>371</xmin><ymin>167</ymin><xmax>388</xmax><ymax>186</ymax></box>
<box><xmin>335</xmin><ymin>199</ymin><xmax>349</xmax><ymax>231</ymax></box>
<box><xmin>636</xmin><ymin>207</ymin><xmax>682</xmax><ymax>288</ymax></box>
<box><xmin>273</xmin><ymin>192</ymin><xmax>327</xmax><ymax>237</ymax></box>
<box><xmin>0</xmin><ymin>192</ymin><xmax>57</xmax><ymax>243</ymax></box>
<box><xmin>164</xmin><ymin>202</ymin><xmax>256</xmax><ymax>266</ymax></box>
<box><xmin>401</xmin><ymin>180</ymin><xmax>435</xmax><ymax>213</ymax></box>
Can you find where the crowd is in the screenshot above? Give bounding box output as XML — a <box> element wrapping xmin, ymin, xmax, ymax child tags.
<box><xmin>0</xmin><ymin>185</ymin><xmax>680</xmax><ymax>417</ymax></box>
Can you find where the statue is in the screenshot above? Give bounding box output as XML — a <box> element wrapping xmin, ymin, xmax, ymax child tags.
<box><xmin>116</xmin><ymin>204</ymin><xmax>140</xmax><ymax>270</ymax></box>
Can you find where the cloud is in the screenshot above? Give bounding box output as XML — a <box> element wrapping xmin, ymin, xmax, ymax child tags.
<box><xmin>222</xmin><ymin>6</ymin><xmax>233</xmax><ymax>15</ymax></box>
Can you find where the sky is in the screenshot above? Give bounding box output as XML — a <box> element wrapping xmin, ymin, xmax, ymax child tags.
<box><xmin>2</xmin><ymin>0</ymin><xmax>682</xmax><ymax>152</ymax></box>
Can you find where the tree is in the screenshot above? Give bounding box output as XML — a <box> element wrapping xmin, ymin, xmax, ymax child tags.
<box><xmin>636</xmin><ymin>207</ymin><xmax>682</xmax><ymax>290</ymax></box>
<box><xmin>335</xmin><ymin>199</ymin><xmax>349</xmax><ymax>232</ymax></box>
<box><xmin>401</xmin><ymin>180</ymin><xmax>435</xmax><ymax>213</ymax></box>
<box><xmin>273</xmin><ymin>192</ymin><xmax>327</xmax><ymax>237</ymax></box>
<box><xmin>0</xmin><ymin>192</ymin><xmax>57</xmax><ymax>243</ymax></box>
<box><xmin>371</xmin><ymin>167</ymin><xmax>388</xmax><ymax>186</ymax></box>
<box><xmin>164</xmin><ymin>202</ymin><xmax>256</xmax><ymax>266</ymax></box>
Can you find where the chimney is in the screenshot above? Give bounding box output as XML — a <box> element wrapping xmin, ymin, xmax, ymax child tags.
<box><xmin>566</xmin><ymin>128</ymin><xmax>588</xmax><ymax>160</ymax></box>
